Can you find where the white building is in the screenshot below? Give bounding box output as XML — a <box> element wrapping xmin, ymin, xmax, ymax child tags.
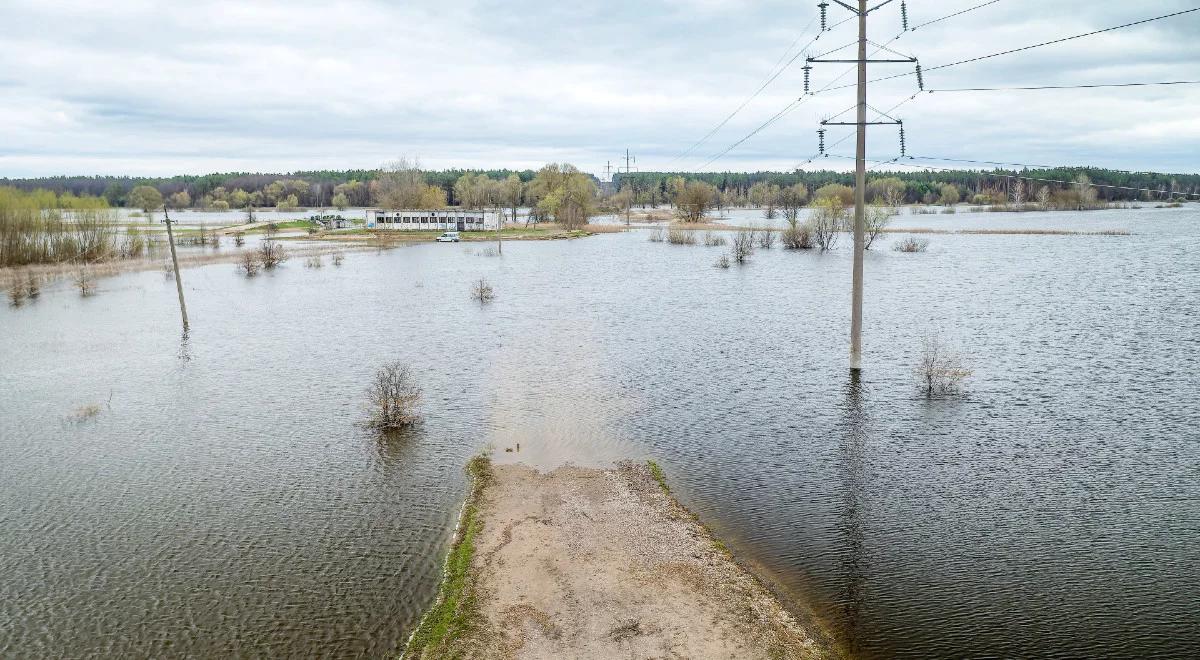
<box><xmin>365</xmin><ymin>209</ymin><xmax>500</xmax><ymax>231</ymax></box>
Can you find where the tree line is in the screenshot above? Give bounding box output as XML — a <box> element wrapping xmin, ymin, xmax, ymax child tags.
<box><xmin>612</xmin><ymin>167</ymin><xmax>1199</xmax><ymax>206</ymax></box>
<box><xmin>3</xmin><ymin>163</ymin><xmax>1195</xmax><ymax>213</ymax></box>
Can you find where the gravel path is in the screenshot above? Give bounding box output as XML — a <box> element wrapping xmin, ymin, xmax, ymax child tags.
<box><xmin>441</xmin><ymin>461</ymin><xmax>836</xmax><ymax>659</ymax></box>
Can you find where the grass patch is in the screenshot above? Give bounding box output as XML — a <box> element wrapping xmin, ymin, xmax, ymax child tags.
<box><xmin>402</xmin><ymin>455</ymin><xmax>493</xmax><ymax>659</ymax></box>
<box><xmin>647</xmin><ymin>460</ymin><xmax>669</xmax><ymax>494</ymax></box>
<box><xmin>241</xmin><ymin>220</ymin><xmax>317</xmax><ymax>233</ymax></box>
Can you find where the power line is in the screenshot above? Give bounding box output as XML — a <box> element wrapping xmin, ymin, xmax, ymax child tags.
<box><xmin>908</xmin><ymin>0</ymin><xmax>1001</xmax><ymax>31</ymax></box>
<box><xmin>824</xmin><ymin>7</ymin><xmax>1200</xmax><ymax>92</ymax></box>
<box><xmin>826</xmin><ymin>153</ymin><xmax>1200</xmax><ymax>199</ymax></box>
<box><xmin>696</xmin><ymin>98</ymin><xmax>807</xmax><ymax>170</ymax></box>
<box><xmin>698</xmin><ymin>36</ymin><xmax>907</xmax><ymax>170</ymax></box>
<box><xmin>664</xmin><ymin>15</ymin><xmax>822</xmax><ymax>167</ymax></box>
<box><xmin>696</xmin><ymin>0</ymin><xmax>1000</xmax><ymax>170</ymax></box>
<box><xmin>927</xmin><ymin>80</ymin><xmax>1200</xmax><ymax>92</ymax></box>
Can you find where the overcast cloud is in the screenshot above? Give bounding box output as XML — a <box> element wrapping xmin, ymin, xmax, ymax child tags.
<box><xmin>1</xmin><ymin>0</ymin><xmax>1198</xmax><ymax>177</ymax></box>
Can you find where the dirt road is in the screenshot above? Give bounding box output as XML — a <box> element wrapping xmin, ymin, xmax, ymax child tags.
<box><xmin>404</xmin><ymin>460</ymin><xmax>835</xmax><ymax>659</ymax></box>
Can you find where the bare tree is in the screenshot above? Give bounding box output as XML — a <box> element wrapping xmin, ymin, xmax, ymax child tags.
<box><xmin>915</xmin><ymin>333</ymin><xmax>972</xmax><ymax>396</ymax></box>
<box><xmin>1037</xmin><ymin>185</ymin><xmax>1051</xmax><ymax>209</ymax></box>
<box><xmin>258</xmin><ymin>236</ymin><xmax>288</xmax><ymax>269</ymax></box>
<box><xmin>865</xmin><ymin>205</ymin><xmax>895</xmax><ymax>250</ymax></box>
<box><xmin>374</xmin><ymin>157</ymin><xmax>429</xmax><ymax>208</ymax></box>
<box><xmin>366</xmin><ymin>361</ymin><xmax>422</xmax><ymax>429</ymax></box>
<box><xmin>471</xmin><ymin>277</ymin><xmax>495</xmax><ymax>303</ymax></box>
<box><xmin>807</xmin><ymin>198</ymin><xmax>845</xmax><ymax>251</ymax></box>
<box><xmin>1011</xmin><ymin>179</ymin><xmax>1026</xmax><ymax>208</ymax></box>
<box><xmin>731</xmin><ymin>230</ymin><xmax>755</xmax><ymax>264</ymax></box>
<box><xmin>239</xmin><ymin>250</ymin><xmax>261</xmax><ymax>276</ymax></box>
<box><xmin>777</xmin><ymin>183</ymin><xmax>808</xmax><ymax>223</ymax></box>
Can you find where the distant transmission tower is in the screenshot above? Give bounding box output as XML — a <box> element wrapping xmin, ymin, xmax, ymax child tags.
<box><xmin>808</xmin><ymin>0</ymin><xmax>920</xmax><ymax>372</ymax></box>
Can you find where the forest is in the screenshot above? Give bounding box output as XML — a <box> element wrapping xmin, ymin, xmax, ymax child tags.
<box><xmin>2</xmin><ymin>163</ymin><xmax>1196</xmax><ymax>210</ymax></box>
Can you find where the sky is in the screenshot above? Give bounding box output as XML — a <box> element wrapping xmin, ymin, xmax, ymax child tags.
<box><xmin>1</xmin><ymin>0</ymin><xmax>1198</xmax><ymax>178</ymax></box>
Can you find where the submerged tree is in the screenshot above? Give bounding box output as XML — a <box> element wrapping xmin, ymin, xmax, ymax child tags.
<box><xmin>366</xmin><ymin>361</ymin><xmax>423</xmax><ymax>429</ymax></box>
<box><xmin>915</xmin><ymin>333</ymin><xmax>972</xmax><ymax>396</ymax></box>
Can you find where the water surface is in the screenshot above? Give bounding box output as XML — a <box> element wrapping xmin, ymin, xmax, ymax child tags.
<box><xmin>2</xmin><ymin>207</ymin><xmax>1197</xmax><ymax>657</ymax></box>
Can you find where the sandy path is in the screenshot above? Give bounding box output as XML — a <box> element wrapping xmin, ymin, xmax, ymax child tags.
<box><xmin>411</xmin><ymin>461</ymin><xmax>834</xmax><ymax>659</ymax></box>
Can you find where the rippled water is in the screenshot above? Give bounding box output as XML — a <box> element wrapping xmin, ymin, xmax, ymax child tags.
<box><xmin>2</xmin><ymin>207</ymin><xmax>1198</xmax><ymax>658</ymax></box>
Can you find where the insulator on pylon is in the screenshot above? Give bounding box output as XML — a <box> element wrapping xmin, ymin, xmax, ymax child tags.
<box><xmin>898</xmin><ymin>122</ymin><xmax>907</xmax><ymax>158</ymax></box>
<box><xmin>901</xmin><ymin>1</ymin><xmax>909</xmax><ymax>31</ymax></box>
<box><xmin>818</xmin><ymin>129</ymin><xmax>827</xmax><ymax>155</ymax></box>
<box><xmin>802</xmin><ymin>63</ymin><xmax>813</xmax><ymax>94</ymax></box>
<box><xmin>819</xmin><ymin>2</ymin><xmax>829</xmax><ymax>30</ymax></box>
<box><xmin>915</xmin><ymin>62</ymin><xmax>925</xmax><ymax>91</ymax></box>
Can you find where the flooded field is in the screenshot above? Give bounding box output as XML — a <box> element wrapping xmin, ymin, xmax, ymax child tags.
<box><xmin>2</xmin><ymin>207</ymin><xmax>1197</xmax><ymax>658</ymax></box>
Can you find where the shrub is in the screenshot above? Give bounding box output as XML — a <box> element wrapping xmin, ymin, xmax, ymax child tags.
<box><xmin>233</xmin><ymin>231</ymin><xmax>246</xmax><ymax>247</ymax></box>
<box><xmin>703</xmin><ymin>232</ymin><xmax>727</xmax><ymax>247</ymax></box>
<box><xmin>332</xmin><ymin>252</ymin><xmax>345</xmax><ymax>266</ymax></box>
<box><xmin>865</xmin><ymin>205</ymin><xmax>895</xmax><ymax>250</ymax></box>
<box><xmin>756</xmin><ymin>228</ymin><xmax>777</xmax><ymax>249</ymax></box>
<box><xmin>714</xmin><ymin>254</ymin><xmax>730</xmax><ymax>269</ymax></box>
<box><xmin>471</xmin><ymin>277</ymin><xmax>495</xmax><ymax>303</ymax></box>
<box><xmin>74</xmin><ymin>268</ymin><xmax>96</xmax><ymax>296</ymax></box>
<box><xmin>808</xmin><ymin>198</ymin><xmax>845</xmax><ymax>251</ymax></box>
<box><xmin>781</xmin><ymin>222</ymin><xmax>813</xmax><ymax>249</ymax></box>
<box><xmin>666</xmin><ymin>228</ymin><xmax>696</xmax><ymax>245</ymax></box>
<box><xmin>366</xmin><ymin>361</ymin><xmax>422</xmax><ymax>429</ymax></box>
<box><xmin>916</xmin><ymin>334</ymin><xmax>972</xmax><ymax>396</ymax></box>
<box><xmin>239</xmin><ymin>250</ymin><xmax>261</xmax><ymax>276</ymax></box>
<box><xmin>731</xmin><ymin>230</ymin><xmax>754</xmax><ymax>264</ymax></box>
<box><xmin>119</xmin><ymin>226</ymin><xmax>147</xmax><ymax>259</ymax></box>
<box><xmin>893</xmin><ymin>237</ymin><xmax>929</xmax><ymax>253</ymax></box>
<box><xmin>258</xmin><ymin>239</ymin><xmax>288</xmax><ymax>268</ymax></box>
<box><xmin>648</xmin><ymin>228</ymin><xmax>664</xmax><ymax>243</ymax></box>
<box><xmin>305</xmin><ymin>255</ymin><xmax>323</xmax><ymax>268</ymax></box>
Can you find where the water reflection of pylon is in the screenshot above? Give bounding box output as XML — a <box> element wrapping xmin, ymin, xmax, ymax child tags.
<box><xmin>839</xmin><ymin>371</ymin><xmax>869</xmax><ymax>656</ymax></box>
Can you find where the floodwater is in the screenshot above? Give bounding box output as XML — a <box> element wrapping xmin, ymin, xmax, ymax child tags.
<box><xmin>1</xmin><ymin>207</ymin><xmax>1197</xmax><ymax>658</ymax></box>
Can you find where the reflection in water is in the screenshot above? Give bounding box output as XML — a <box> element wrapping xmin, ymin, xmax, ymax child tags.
<box><xmin>177</xmin><ymin>332</ymin><xmax>192</xmax><ymax>362</ymax></box>
<box><xmin>486</xmin><ymin>319</ymin><xmax>634</xmax><ymax>469</ymax></box>
<box><xmin>371</xmin><ymin>426</ymin><xmax>424</xmax><ymax>470</ymax></box>
<box><xmin>839</xmin><ymin>371</ymin><xmax>869</xmax><ymax>658</ymax></box>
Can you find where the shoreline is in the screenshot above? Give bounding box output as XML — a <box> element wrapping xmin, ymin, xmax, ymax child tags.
<box><xmin>403</xmin><ymin>458</ymin><xmax>837</xmax><ymax>659</ymax></box>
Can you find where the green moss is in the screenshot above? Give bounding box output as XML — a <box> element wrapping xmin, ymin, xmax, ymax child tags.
<box><xmin>402</xmin><ymin>456</ymin><xmax>492</xmax><ymax>659</ymax></box>
<box><xmin>712</xmin><ymin>538</ymin><xmax>731</xmax><ymax>557</ymax></box>
<box><xmin>647</xmin><ymin>460</ymin><xmax>669</xmax><ymax>494</ymax></box>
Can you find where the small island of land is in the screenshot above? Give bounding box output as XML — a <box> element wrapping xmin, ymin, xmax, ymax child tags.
<box><xmin>404</xmin><ymin>458</ymin><xmax>834</xmax><ymax>659</ymax></box>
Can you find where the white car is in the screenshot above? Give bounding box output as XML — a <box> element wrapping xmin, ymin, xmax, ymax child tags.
<box><xmin>436</xmin><ymin>231</ymin><xmax>461</xmax><ymax>243</ymax></box>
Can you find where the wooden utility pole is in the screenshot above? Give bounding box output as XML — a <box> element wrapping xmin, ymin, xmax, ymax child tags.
<box><xmin>810</xmin><ymin>0</ymin><xmax>912</xmax><ymax>371</ymax></box>
<box><xmin>163</xmin><ymin>207</ymin><xmax>189</xmax><ymax>334</ymax></box>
